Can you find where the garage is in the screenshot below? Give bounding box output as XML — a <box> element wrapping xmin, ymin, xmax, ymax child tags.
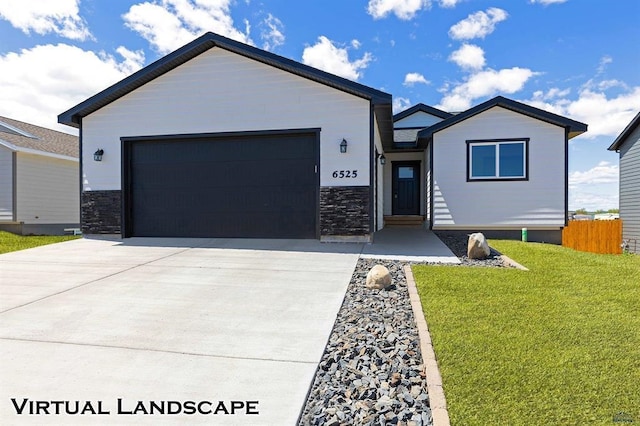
<box><xmin>122</xmin><ymin>130</ymin><xmax>319</xmax><ymax>238</ymax></box>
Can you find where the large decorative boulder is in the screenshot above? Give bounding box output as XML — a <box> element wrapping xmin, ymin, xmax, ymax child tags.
<box><xmin>467</xmin><ymin>232</ymin><xmax>490</xmax><ymax>259</ymax></box>
<box><xmin>365</xmin><ymin>265</ymin><xmax>392</xmax><ymax>289</ymax></box>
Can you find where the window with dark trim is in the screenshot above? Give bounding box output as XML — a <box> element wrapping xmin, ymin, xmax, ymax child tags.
<box><xmin>466</xmin><ymin>138</ymin><xmax>529</xmax><ymax>181</ymax></box>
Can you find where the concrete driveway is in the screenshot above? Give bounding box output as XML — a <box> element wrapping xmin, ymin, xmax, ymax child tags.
<box><xmin>0</xmin><ymin>237</ymin><xmax>362</xmax><ymax>425</ymax></box>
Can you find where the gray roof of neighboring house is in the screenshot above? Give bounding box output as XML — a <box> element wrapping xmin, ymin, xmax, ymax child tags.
<box><xmin>608</xmin><ymin>111</ymin><xmax>640</xmax><ymax>151</ymax></box>
<box><xmin>393</xmin><ymin>103</ymin><xmax>452</xmax><ymax>122</ymax></box>
<box><xmin>417</xmin><ymin>96</ymin><xmax>588</xmax><ymax>143</ymax></box>
<box><xmin>0</xmin><ymin>116</ymin><xmax>78</xmax><ymax>158</ymax></box>
<box><xmin>58</xmin><ymin>32</ymin><xmax>394</xmax><ymax>145</ymax></box>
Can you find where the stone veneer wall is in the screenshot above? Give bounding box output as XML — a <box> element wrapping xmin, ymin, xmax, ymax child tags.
<box><xmin>320</xmin><ymin>186</ymin><xmax>370</xmax><ymax>236</ymax></box>
<box><xmin>81</xmin><ymin>190</ymin><xmax>121</xmax><ymax>234</ymax></box>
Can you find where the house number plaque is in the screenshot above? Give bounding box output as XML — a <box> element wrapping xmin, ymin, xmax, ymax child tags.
<box><xmin>332</xmin><ymin>170</ymin><xmax>358</xmax><ymax>178</ymax></box>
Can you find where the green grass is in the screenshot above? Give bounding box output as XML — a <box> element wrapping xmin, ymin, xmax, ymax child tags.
<box><xmin>413</xmin><ymin>241</ymin><xmax>640</xmax><ymax>425</ymax></box>
<box><xmin>0</xmin><ymin>230</ymin><xmax>80</xmax><ymax>254</ymax></box>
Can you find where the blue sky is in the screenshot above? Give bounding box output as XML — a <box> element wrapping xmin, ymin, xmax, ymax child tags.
<box><xmin>1</xmin><ymin>0</ymin><xmax>638</xmax><ymax>210</ymax></box>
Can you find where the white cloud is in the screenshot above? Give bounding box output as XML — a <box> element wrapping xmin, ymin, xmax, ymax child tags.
<box><xmin>569</xmin><ymin>189</ymin><xmax>618</xmax><ymax>212</ymax></box>
<box><xmin>302</xmin><ymin>36</ymin><xmax>372</xmax><ymax>81</ymax></box>
<box><xmin>0</xmin><ymin>44</ymin><xmax>145</xmax><ymax>133</ymax></box>
<box><xmin>532</xmin><ymin>87</ymin><xmax>571</xmax><ymax>101</ymax></box>
<box><xmin>529</xmin><ymin>0</ymin><xmax>568</xmax><ymax>5</ymax></box>
<box><xmin>393</xmin><ymin>97</ymin><xmax>412</xmax><ymax>114</ymax></box>
<box><xmin>597</xmin><ymin>55</ymin><xmax>613</xmax><ymax>74</ymax></box>
<box><xmin>437</xmin><ymin>67</ymin><xmax>537</xmax><ymax>111</ymax></box>
<box><xmin>0</xmin><ymin>0</ymin><xmax>91</xmax><ymax>41</ymax></box>
<box><xmin>260</xmin><ymin>13</ymin><xmax>284</xmax><ymax>51</ymax></box>
<box><xmin>351</xmin><ymin>39</ymin><xmax>362</xmax><ymax>49</ymax></box>
<box><xmin>448</xmin><ymin>43</ymin><xmax>485</xmax><ymax>70</ymax></box>
<box><xmin>448</xmin><ymin>7</ymin><xmax>508</xmax><ymax>40</ymax></box>
<box><xmin>568</xmin><ymin>162</ymin><xmax>619</xmax><ymax>211</ymax></box>
<box><xmin>123</xmin><ymin>0</ymin><xmax>252</xmax><ymax>54</ymax></box>
<box><xmin>403</xmin><ymin>72</ymin><xmax>430</xmax><ymax>86</ymax></box>
<box><xmin>569</xmin><ymin>161</ymin><xmax>618</xmax><ymax>186</ymax></box>
<box><xmin>367</xmin><ymin>0</ymin><xmax>431</xmax><ymax>20</ymax></box>
<box><xmin>527</xmin><ymin>86</ymin><xmax>640</xmax><ymax>138</ymax></box>
<box><xmin>439</xmin><ymin>0</ymin><xmax>460</xmax><ymax>7</ymax></box>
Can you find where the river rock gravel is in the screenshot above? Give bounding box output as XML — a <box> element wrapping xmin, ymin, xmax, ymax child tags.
<box><xmin>298</xmin><ymin>233</ymin><xmax>506</xmax><ymax>425</ymax></box>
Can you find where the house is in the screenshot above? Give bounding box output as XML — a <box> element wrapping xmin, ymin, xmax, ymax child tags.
<box><xmin>608</xmin><ymin>111</ymin><xmax>640</xmax><ymax>253</ymax></box>
<box><xmin>58</xmin><ymin>31</ymin><xmax>587</xmax><ymax>243</ymax></box>
<box><xmin>0</xmin><ymin>116</ymin><xmax>79</xmax><ymax>235</ymax></box>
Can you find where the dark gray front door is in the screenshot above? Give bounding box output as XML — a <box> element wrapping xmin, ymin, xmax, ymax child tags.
<box><xmin>124</xmin><ymin>131</ymin><xmax>318</xmax><ymax>238</ymax></box>
<box><xmin>392</xmin><ymin>162</ymin><xmax>420</xmax><ymax>215</ymax></box>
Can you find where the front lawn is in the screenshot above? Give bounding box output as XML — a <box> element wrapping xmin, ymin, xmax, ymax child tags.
<box><xmin>0</xmin><ymin>230</ymin><xmax>80</xmax><ymax>254</ymax></box>
<box><xmin>413</xmin><ymin>241</ymin><xmax>639</xmax><ymax>425</ymax></box>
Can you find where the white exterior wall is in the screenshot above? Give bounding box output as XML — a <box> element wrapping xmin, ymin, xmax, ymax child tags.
<box><xmin>619</xmin><ymin>123</ymin><xmax>640</xmax><ymax>253</ymax></box>
<box><xmin>374</xmin><ymin>121</ymin><xmax>385</xmax><ymax>231</ymax></box>
<box><xmin>82</xmin><ymin>47</ymin><xmax>371</xmax><ymax>191</ymax></box>
<box><xmin>432</xmin><ymin>106</ymin><xmax>566</xmax><ymax>229</ymax></box>
<box><xmin>0</xmin><ymin>145</ymin><xmax>13</xmax><ymax>221</ymax></box>
<box><xmin>15</xmin><ymin>153</ymin><xmax>79</xmax><ymax>224</ymax></box>
<box><xmin>394</xmin><ymin>111</ymin><xmax>444</xmax><ymax>128</ymax></box>
<box><xmin>383</xmin><ymin>152</ymin><xmax>425</xmax><ymax>216</ymax></box>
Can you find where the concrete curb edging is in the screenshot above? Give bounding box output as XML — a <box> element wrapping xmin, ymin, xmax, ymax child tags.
<box><xmin>498</xmin><ymin>254</ymin><xmax>529</xmax><ymax>271</ymax></box>
<box><xmin>404</xmin><ymin>264</ymin><xmax>451</xmax><ymax>426</ymax></box>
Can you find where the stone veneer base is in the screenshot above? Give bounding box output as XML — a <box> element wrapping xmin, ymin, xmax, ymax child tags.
<box><xmin>81</xmin><ymin>190</ymin><xmax>121</xmax><ymax>234</ymax></box>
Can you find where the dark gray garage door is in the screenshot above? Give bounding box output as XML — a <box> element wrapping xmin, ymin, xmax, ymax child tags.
<box><xmin>124</xmin><ymin>130</ymin><xmax>318</xmax><ymax>238</ymax></box>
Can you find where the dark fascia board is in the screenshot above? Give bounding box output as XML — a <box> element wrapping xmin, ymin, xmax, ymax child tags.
<box><xmin>608</xmin><ymin>111</ymin><xmax>640</xmax><ymax>151</ymax></box>
<box><xmin>58</xmin><ymin>31</ymin><xmax>393</xmax><ymax>130</ymax></box>
<box><xmin>417</xmin><ymin>96</ymin><xmax>588</xmax><ymax>143</ymax></box>
<box><xmin>393</xmin><ymin>103</ymin><xmax>452</xmax><ymax>122</ymax></box>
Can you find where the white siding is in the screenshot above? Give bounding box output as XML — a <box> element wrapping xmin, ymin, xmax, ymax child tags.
<box><xmin>619</xmin><ymin>123</ymin><xmax>640</xmax><ymax>252</ymax></box>
<box><xmin>432</xmin><ymin>106</ymin><xmax>566</xmax><ymax>229</ymax></box>
<box><xmin>82</xmin><ymin>47</ymin><xmax>371</xmax><ymax>190</ymax></box>
<box><xmin>395</xmin><ymin>111</ymin><xmax>445</xmax><ymax>128</ymax></box>
<box><xmin>374</xmin><ymin>120</ymin><xmax>384</xmax><ymax>231</ymax></box>
<box><xmin>383</xmin><ymin>152</ymin><xmax>424</xmax><ymax>216</ymax></box>
<box><xmin>15</xmin><ymin>153</ymin><xmax>79</xmax><ymax>224</ymax></box>
<box><xmin>0</xmin><ymin>146</ymin><xmax>13</xmax><ymax>221</ymax></box>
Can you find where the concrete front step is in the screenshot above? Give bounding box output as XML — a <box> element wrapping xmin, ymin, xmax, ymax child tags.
<box><xmin>384</xmin><ymin>215</ymin><xmax>425</xmax><ymax>227</ymax></box>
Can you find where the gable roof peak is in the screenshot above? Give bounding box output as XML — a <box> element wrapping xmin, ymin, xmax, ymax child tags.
<box><xmin>417</xmin><ymin>95</ymin><xmax>588</xmax><ymax>142</ymax></box>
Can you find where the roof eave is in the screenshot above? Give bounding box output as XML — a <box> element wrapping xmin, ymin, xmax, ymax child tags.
<box><xmin>607</xmin><ymin>111</ymin><xmax>640</xmax><ymax>151</ymax></box>
<box><xmin>58</xmin><ymin>32</ymin><xmax>392</xmax><ymax>128</ymax></box>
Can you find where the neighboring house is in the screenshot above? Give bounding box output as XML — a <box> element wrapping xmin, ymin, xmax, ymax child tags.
<box><xmin>0</xmin><ymin>116</ymin><xmax>79</xmax><ymax>235</ymax></box>
<box><xmin>58</xmin><ymin>31</ymin><xmax>587</xmax><ymax>243</ymax></box>
<box><xmin>608</xmin><ymin>111</ymin><xmax>640</xmax><ymax>253</ymax></box>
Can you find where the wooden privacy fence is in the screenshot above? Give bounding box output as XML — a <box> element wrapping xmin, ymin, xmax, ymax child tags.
<box><xmin>562</xmin><ymin>220</ymin><xmax>622</xmax><ymax>254</ymax></box>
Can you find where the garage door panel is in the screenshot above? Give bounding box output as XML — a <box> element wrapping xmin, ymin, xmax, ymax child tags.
<box><xmin>127</xmin><ymin>132</ymin><xmax>318</xmax><ymax>238</ymax></box>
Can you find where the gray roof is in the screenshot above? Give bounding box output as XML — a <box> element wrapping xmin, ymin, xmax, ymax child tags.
<box><xmin>0</xmin><ymin>116</ymin><xmax>78</xmax><ymax>158</ymax></box>
<box><xmin>58</xmin><ymin>32</ymin><xmax>394</xmax><ymax>145</ymax></box>
<box><xmin>394</xmin><ymin>128</ymin><xmax>421</xmax><ymax>142</ymax></box>
<box><xmin>393</xmin><ymin>103</ymin><xmax>452</xmax><ymax>122</ymax></box>
<box><xmin>417</xmin><ymin>96</ymin><xmax>588</xmax><ymax>144</ymax></box>
<box><xmin>608</xmin><ymin>111</ymin><xmax>640</xmax><ymax>151</ymax></box>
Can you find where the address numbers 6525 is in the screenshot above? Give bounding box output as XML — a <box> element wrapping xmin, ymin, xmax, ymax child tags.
<box><xmin>332</xmin><ymin>170</ymin><xmax>358</xmax><ymax>178</ymax></box>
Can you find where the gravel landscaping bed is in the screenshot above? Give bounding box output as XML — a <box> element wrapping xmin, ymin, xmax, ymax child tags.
<box><xmin>298</xmin><ymin>233</ymin><xmax>506</xmax><ymax>426</ymax></box>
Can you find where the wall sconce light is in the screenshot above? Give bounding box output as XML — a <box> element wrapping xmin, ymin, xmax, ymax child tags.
<box><xmin>340</xmin><ymin>138</ymin><xmax>348</xmax><ymax>153</ymax></box>
<box><xmin>93</xmin><ymin>149</ymin><xmax>104</xmax><ymax>162</ymax></box>
<box><xmin>379</xmin><ymin>154</ymin><xmax>386</xmax><ymax>165</ymax></box>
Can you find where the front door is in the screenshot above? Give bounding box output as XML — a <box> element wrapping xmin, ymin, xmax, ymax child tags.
<box><xmin>392</xmin><ymin>162</ymin><xmax>420</xmax><ymax>215</ymax></box>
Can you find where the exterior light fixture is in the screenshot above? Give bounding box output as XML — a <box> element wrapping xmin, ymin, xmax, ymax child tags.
<box><xmin>93</xmin><ymin>149</ymin><xmax>104</xmax><ymax>162</ymax></box>
<box><xmin>340</xmin><ymin>139</ymin><xmax>348</xmax><ymax>153</ymax></box>
<box><xmin>379</xmin><ymin>154</ymin><xmax>386</xmax><ymax>165</ymax></box>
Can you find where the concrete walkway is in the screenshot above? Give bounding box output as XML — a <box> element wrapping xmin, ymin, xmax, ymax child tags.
<box><xmin>0</xmin><ymin>229</ymin><xmax>457</xmax><ymax>425</ymax></box>
<box><xmin>362</xmin><ymin>227</ymin><xmax>460</xmax><ymax>263</ymax></box>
